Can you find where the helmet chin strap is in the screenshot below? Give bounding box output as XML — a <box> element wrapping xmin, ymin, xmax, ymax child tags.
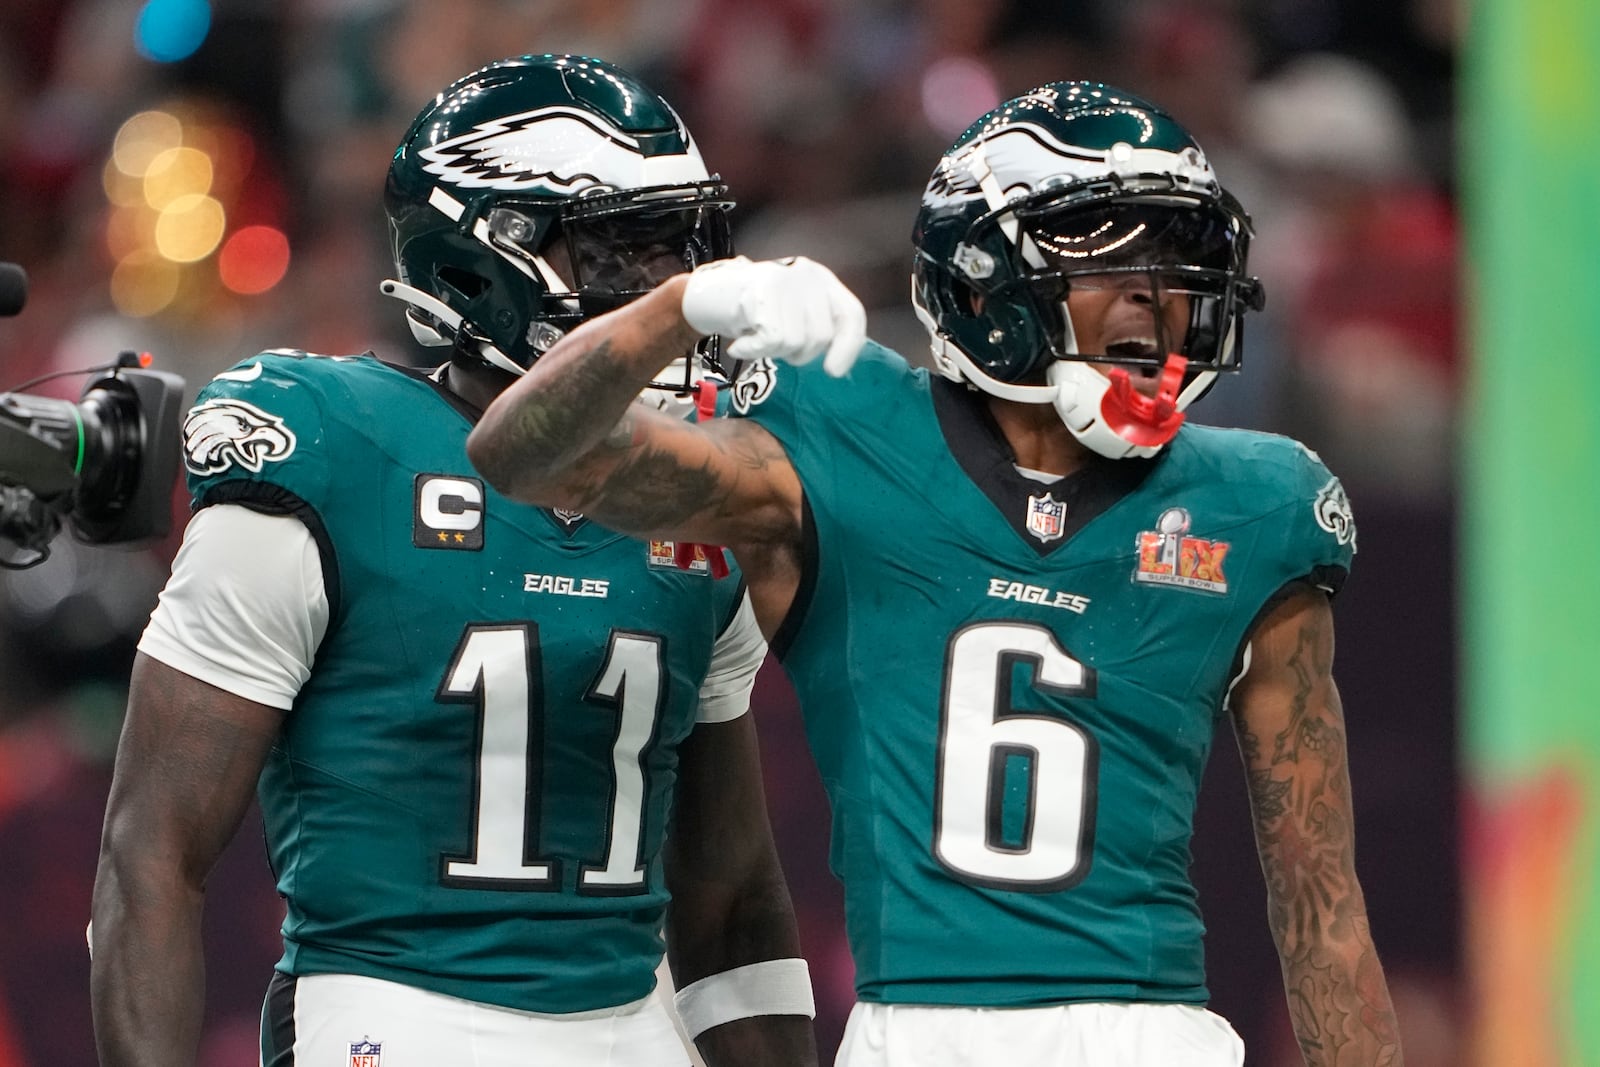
<box><xmin>1049</xmin><ymin>295</ymin><xmax>1194</xmax><ymax>458</ymax></box>
<box><xmin>1049</xmin><ymin>357</ymin><xmax>1216</xmax><ymax>459</ymax></box>
<box><xmin>941</xmin><ymin>338</ymin><xmax>1060</xmax><ymax>403</ymax></box>
<box><xmin>379</xmin><ymin>279</ymin><xmax>525</xmax><ymax>378</ymax></box>
<box><xmin>637</xmin><ymin>353</ymin><xmax>707</xmax><ymax>419</ymax></box>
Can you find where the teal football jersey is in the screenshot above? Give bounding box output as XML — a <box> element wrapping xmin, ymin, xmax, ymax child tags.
<box><xmin>183</xmin><ymin>352</ymin><xmax>747</xmax><ymax>1013</ymax></box>
<box><xmin>729</xmin><ymin>344</ymin><xmax>1356</xmax><ymax>1007</ymax></box>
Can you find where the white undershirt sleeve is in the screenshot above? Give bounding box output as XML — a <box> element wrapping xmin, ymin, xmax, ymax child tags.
<box><xmin>137</xmin><ymin>504</ymin><xmax>329</xmax><ymax>709</ymax></box>
<box><xmin>694</xmin><ymin>591</ymin><xmax>767</xmax><ymax>724</ymax></box>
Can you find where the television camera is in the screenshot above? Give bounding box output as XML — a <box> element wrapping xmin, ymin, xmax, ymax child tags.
<box><xmin>0</xmin><ymin>262</ymin><xmax>186</xmax><ymax>568</ymax></box>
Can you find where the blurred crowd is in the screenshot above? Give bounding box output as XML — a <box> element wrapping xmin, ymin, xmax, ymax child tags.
<box><xmin>0</xmin><ymin>1</ymin><xmax>1461</xmax><ymax>1064</ymax></box>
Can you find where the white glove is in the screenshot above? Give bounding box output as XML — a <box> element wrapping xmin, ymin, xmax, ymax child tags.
<box><xmin>681</xmin><ymin>256</ymin><xmax>865</xmax><ymax>377</ymax></box>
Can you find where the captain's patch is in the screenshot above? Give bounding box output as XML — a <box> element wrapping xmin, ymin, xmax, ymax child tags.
<box><xmin>414</xmin><ymin>474</ymin><xmax>484</xmax><ymax>550</ymax></box>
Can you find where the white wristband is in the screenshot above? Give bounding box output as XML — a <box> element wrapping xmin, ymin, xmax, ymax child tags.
<box><xmin>671</xmin><ymin>957</ymin><xmax>815</xmax><ymax>1039</ymax></box>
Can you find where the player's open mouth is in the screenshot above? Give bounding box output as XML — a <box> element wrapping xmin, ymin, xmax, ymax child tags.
<box><xmin>1105</xmin><ymin>337</ymin><xmax>1161</xmax><ymax>371</ymax></box>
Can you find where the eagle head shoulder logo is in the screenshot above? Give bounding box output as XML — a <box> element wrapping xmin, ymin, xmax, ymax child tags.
<box><xmin>182</xmin><ymin>397</ymin><xmax>297</xmax><ymax>476</ymax></box>
<box><xmin>729</xmin><ymin>359</ymin><xmax>778</xmax><ymax>414</ymax></box>
<box><xmin>1313</xmin><ymin>476</ymin><xmax>1357</xmax><ymax>548</ymax></box>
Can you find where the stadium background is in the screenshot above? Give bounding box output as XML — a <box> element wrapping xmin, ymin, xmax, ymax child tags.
<box><xmin>0</xmin><ymin>1</ymin><xmax>1591</xmax><ymax>1064</ymax></box>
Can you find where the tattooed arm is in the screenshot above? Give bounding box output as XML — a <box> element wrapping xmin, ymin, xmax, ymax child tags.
<box><xmin>467</xmin><ymin>274</ymin><xmax>804</xmax><ymax>554</ymax></box>
<box><xmin>1229</xmin><ymin>586</ymin><xmax>1405</xmax><ymax>1067</ymax></box>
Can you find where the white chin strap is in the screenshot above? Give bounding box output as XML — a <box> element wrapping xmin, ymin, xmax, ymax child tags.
<box><xmin>637</xmin><ymin>354</ymin><xmax>708</xmax><ymax>420</ymax></box>
<box><xmin>1048</xmin><ymin>360</ymin><xmax>1214</xmax><ymax>459</ymax></box>
<box><xmin>379</xmin><ymin>278</ymin><xmax>528</xmax><ymax>379</ymax></box>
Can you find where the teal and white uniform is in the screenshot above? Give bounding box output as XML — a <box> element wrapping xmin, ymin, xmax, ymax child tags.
<box><xmin>140</xmin><ymin>352</ymin><xmax>759</xmax><ymax>1020</ymax></box>
<box><xmin>729</xmin><ymin>344</ymin><xmax>1356</xmax><ymax>1008</ymax></box>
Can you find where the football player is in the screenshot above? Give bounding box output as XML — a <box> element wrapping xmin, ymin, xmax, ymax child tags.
<box><xmin>467</xmin><ymin>83</ymin><xmax>1405</xmax><ymax>1066</ymax></box>
<box><xmin>90</xmin><ymin>55</ymin><xmax>817</xmax><ymax>1067</ymax></box>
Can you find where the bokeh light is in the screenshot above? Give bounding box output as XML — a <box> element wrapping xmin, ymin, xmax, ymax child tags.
<box><xmin>99</xmin><ymin>100</ymin><xmax>286</xmax><ymax>318</ymax></box>
<box><xmin>134</xmin><ymin>0</ymin><xmax>213</xmax><ymax>64</ymax></box>
<box><xmin>110</xmin><ymin>250</ymin><xmax>182</xmax><ymax>316</ymax></box>
<box><xmin>142</xmin><ymin>146</ymin><xmax>214</xmax><ymax>209</ymax></box>
<box><xmin>102</xmin><ymin>157</ymin><xmax>145</xmax><ymax>209</ymax></box>
<box><xmin>104</xmin><ymin>200</ymin><xmax>158</xmax><ymax>261</ymax></box>
<box><xmin>920</xmin><ymin>56</ymin><xmax>1003</xmax><ymax>140</ymax></box>
<box><xmin>111</xmin><ymin>110</ymin><xmax>184</xmax><ymax>178</ymax></box>
<box><xmin>153</xmin><ymin>193</ymin><xmax>226</xmax><ymax>262</ymax></box>
<box><xmin>218</xmin><ymin>226</ymin><xmax>291</xmax><ymax>295</ymax></box>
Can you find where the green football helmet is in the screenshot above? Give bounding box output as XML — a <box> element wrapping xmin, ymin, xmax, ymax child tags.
<box><xmin>382</xmin><ymin>54</ymin><xmax>734</xmax><ymax>387</ymax></box>
<box><xmin>911</xmin><ymin>82</ymin><xmax>1264</xmax><ymax>458</ymax></box>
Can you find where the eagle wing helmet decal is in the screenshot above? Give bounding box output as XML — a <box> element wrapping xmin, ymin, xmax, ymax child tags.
<box><xmin>926</xmin><ymin>120</ymin><xmax>1218</xmax><ymax>209</ymax></box>
<box><xmin>417</xmin><ymin>106</ymin><xmax>682</xmax><ymax>194</ymax></box>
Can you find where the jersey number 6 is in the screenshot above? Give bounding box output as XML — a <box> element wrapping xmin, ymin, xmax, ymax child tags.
<box><xmin>934</xmin><ymin>622</ymin><xmax>1099</xmax><ymax>891</ymax></box>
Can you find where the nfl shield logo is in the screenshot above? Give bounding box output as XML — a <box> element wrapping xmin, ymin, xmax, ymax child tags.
<box><xmin>350</xmin><ymin>1039</ymin><xmax>381</xmax><ymax>1066</ymax></box>
<box><xmin>1025</xmin><ymin>493</ymin><xmax>1067</xmax><ymax>543</ymax></box>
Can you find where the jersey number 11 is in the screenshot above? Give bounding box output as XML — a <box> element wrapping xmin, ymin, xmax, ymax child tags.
<box><xmin>436</xmin><ymin>624</ymin><xmax>662</xmax><ymax>895</ymax></box>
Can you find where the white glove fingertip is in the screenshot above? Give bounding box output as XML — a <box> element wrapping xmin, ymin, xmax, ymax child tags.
<box><xmin>798</xmin><ymin>293</ymin><xmax>835</xmax><ymax>369</ymax></box>
<box><xmin>822</xmin><ymin>287</ymin><xmax>867</xmax><ymax>377</ymax></box>
<box><xmin>822</xmin><ymin>327</ymin><xmax>864</xmax><ymax>376</ymax></box>
<box><xmin>726</xmin><ymin>334</ymin><xmax>779</xmax><ymax>364</ymax></box>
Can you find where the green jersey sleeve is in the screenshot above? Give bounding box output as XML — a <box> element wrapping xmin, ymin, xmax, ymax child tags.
<box><xmin>182</xmin><ymin>351</ymin><xmax>342</xmax><ymax>514</ymax></box>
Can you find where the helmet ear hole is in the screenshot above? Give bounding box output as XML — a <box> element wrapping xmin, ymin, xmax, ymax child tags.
<box><xmin>438</xmin><ymin>265</ymin><xmax>489</xmax><ymax>301</ymax></box>
<box><xmin>1182</xmin><ymin>300</ymin><xmax>1216</xmax><ymax>365</ymax></box>
<box><xmin>954</xmin><ymin>277</ymin><xmax>985</xmax><ymax>317</ymax></box>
